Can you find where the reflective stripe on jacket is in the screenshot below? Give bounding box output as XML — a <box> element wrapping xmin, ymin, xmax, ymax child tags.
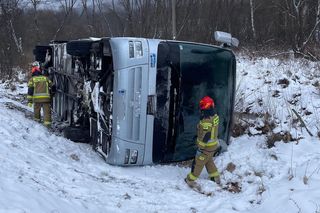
<box><xmin>28</xmin><ymin>75</ymin><xmax>52</xmax><ymax>103</ymax></box>
<box><xmin>196</xmin><ymin>114</ymin><xmax>219</xmax><ymax>151</ymax></box>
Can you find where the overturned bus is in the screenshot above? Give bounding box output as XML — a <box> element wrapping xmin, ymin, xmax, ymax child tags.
<box><xmin>33</xmin><ymin>33</ymin><xmax>237</xmax><ymax>166</ymax></box>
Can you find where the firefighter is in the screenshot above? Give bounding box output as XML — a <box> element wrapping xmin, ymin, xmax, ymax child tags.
<box><xmin>27</xmin><ymin>62</ymin><xmax>54</xmax><ymax>127</ymax></box>
<box><xmin>185</xmin><ymin>96</ymin><xmax>221</xmax><ymax>187</ymax></box>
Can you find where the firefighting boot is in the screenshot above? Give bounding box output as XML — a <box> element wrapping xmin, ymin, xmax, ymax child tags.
<box><xmin>185</xmin><ymin>178</ymin><xmax>201</xmax><ymax>191</ymax></box>
<box><xmin>210</xmin><ymin>176</ymin><xmax>221</xmax><ymax>185</ymax></box>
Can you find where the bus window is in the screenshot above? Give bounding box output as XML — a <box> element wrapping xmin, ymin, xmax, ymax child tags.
<box><xmin>154</xmin><ymin>42</ymin><xmax>236</xmax><ymax>163</ymax></box>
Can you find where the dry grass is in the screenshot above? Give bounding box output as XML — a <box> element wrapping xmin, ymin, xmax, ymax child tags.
<box><xmin>266</xmin><ymin>131</ymin><xmax>294</xmax><ymax>148</ymax></box>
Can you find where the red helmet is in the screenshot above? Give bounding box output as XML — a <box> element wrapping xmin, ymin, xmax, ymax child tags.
<box><xmin>199</xmin><ymin>96</ymin><xmax>214</xmax><ymax>110</ymax></box>
<box><xmin>31</xmin><ymin>66</ymin><xmax>41</xmax><ymax>74</ymax></box>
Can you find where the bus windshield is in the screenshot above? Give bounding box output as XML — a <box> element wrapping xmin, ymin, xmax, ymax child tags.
<box><xmin>154</xmin><ymin>42</ymin><xmax>236</xmax><ymax>163</ymax></box>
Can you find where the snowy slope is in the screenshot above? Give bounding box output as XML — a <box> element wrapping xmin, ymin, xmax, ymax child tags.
<box><xmin>0</xmin><ymin>57</ymin><xmax>320</xmax><ymax>213</ymax></box>
<box><xmin>236</xmin><ymin>56</ymin><xmax>320</xmax><ymax>138</ymax></box>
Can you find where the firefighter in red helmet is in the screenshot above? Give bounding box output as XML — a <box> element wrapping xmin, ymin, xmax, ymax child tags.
<box><xmin>185</xmin><ymin>96</ymin><xmax>221</xmax><ymax>188</ymax></box>
<box><xmin>27</xmin><ymin>61</ymin><xmax>55</xmax><ymax>127</ymax></box>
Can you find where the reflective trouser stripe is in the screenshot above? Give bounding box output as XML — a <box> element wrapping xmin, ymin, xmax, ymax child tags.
<box><xmin>209</xmin><ymin>171</ymin><xmax>220</xmax><ymax>178</ymax></box>
<box><xmin>197</xmin><ymin>139</ymin><xmax>218</xmax><ymax>147</ymax></box>
<box><xmin>188</xmin><ymin>172</ymin><xmax>198</xmax><ymax>181</ymax></box>
<box><xmin>33</xmin><ymin>95</ymin><xmax>50</xmax><ymax>99</ymax></box>
<box><xmin>44</xmin><ymin>121</ymin><xmax>51</xmax><ymax>127</ymax></box>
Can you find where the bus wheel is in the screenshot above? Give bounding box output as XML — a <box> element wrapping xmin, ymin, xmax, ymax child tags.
<box><xmin>66</xmin><ymin>40</ymin><xmax>93</xmax><ymax>57</ymax></box>
<box><xmin>33</xmin><ymin>45</ymin><xmax>51</xmax><ymax>63</ymax></box>
<box><xmin>63</xmin><ymin>126</ymin><xmax>90</xmax><ymax>143</ymax></box>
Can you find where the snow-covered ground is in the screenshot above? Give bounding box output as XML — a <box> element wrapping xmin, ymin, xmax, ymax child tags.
<box><xmin>0</xmin><ymin>57</ymin><xmax>320</xmax><ymax>213</ymax></box>
<box><xmin>236</xmin><ymin>56</ymin><xmax>320</xmax><ymax>138</ymax></box>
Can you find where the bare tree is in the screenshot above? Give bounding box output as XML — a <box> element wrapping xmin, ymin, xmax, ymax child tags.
<box><xmin>2</xmin><ymin>0</ymin><xmax>320</xmax><ymax>78</ymax></box>
<box><xmin>289</xmin><ymin>0</ymin><xmax>320</xmax><ymax>59</ymax></box>
<box><xmin>30</xmin><ymin>0</ymin><xmax>41</xmax><ymax>44</ymax></box>
<box><xmin>175</xmin><ymin>0</ymin><xmax>197</xmax><ymax>39</ymax></box>
<box><xmin>81</xmin><ymin>0</ymin><xmax>97</xmax><ymax>35</ymax></box>
<box><xmin>316</xmin><ymin>0</ymin><xmax>320</xmax><ymax>43</ymax></box>
<box><xmin>250</xmin><ymin>0</ymin><xmax>256</xmax><ymax>41</ymax></box>
<box><xmin>96</xmin><ymin>0</ymin><xmax>114</xmax><ymax>36</ymax></box>
<box><xmin>1</xmin><ymin>0</ymin><xmax>23</xmax><ymax>54</ymax></box>
<box><xmin>52</xmin><ymin>0</ymin><xmax>78</xmax><ymax>40</ymax></box>
<box><xmin>118</xmin><ymin>0</ymin><xmax>135</xmax><ymax>36</ymax></box>
<box><xmin>0</xmin><ymin>0</ymin><xmax>24</xmax><ymax>78</ymax></box>
<box><xmin>271</xmin><ymin>0</ymin><xmax>319</xmax><ymax>57</ymax></box>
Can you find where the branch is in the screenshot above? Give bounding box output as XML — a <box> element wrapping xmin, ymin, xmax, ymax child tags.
<box><xmin>291</xmin><ymin>108</ymin><xmax>313</xmax><ymax>136</ymax></box>
<box><xmin>301</xmin><ymin>19</ymin><xmax>320</xmax><ymax>51</ymax></box>
<box><xmin>266</xmin><ymin>51</ymin><xmax>295</xmax><ymax>58</ymax></box>
<box><xmin>289</xmin><ymin>197</ymin><xmax>302</xmax><ymax>213</ymax></box>
<box><xmin>80</xmin><ymin>0</ymin><xmax>92</xmax><ymax>33</ymax></box>
<box><xmin>176</xmin><ymin>1</ymin><xmax>195</xmax><ymax>38</ymax></box>
<box><xmin>97</xmin><ymin>0</ymin><xmax>114</xmax><ymax>36</ymax></box>
<box><xmin>294</xmin><ymin>50</ymin><xmax>318</xmax><ymax>61</ymax></box>
<box><xmin>52</xmin><ymin>0</ymin><xmax>77</xmax><ymax>41</ymax></box>
<box><xmin>9</xmin><ymin>20</ymin><xmax>23</xmax><ymax>55</ymax></box>
<box><xmin>273</xmin><ymin>2</ymin><xmax>296</xmax><ymax>19</ymax></box>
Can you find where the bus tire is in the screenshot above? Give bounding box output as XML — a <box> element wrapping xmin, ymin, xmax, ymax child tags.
<box><xmin>63</xmin><ymin>126</ymin><xmax>90</xmax><ymax>143</ymax></box>
<box><xmin>66</xmin><ymin>40</ymin><xmax>93</xmax><ymax>57</ymax></box>
<box><xmin>33</xmin><ymin>46</ymin><xmax>51</xmax><ymax>63</ymax></box>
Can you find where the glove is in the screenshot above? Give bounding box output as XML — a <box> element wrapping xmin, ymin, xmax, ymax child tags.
<box><xmin>213</xmin><ymin>145</ymin><xmax>222</xmax><ymax>157</ymax></box>
<box><xmin>28</xmin><ymin>103</ymin><xmax>33</xmax><ymax>108</ymax></box>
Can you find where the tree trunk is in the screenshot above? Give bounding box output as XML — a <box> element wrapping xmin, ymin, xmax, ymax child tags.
<box><xmin>31</xmin><ymin>0</ymin><xmax>41</xmax><ymax>44</ymax></box>
<box><xmin>250</xmin><ymin>0</ymin><xmax>256</xmax><ymax>41</ymax></box>
<box><xmin>171</xmin><ymin>0</ymin><xmax>176</xmax><ymax>40</ymax></box>
<box><xmin>315</xmin><ymin>0</ymin><xmax>320</xmax><ymax>43</ymax></box>
<box><xmin>52</xmin><ymin>0</ymin><xmax>77</xmax><ymax>41</ymax></box>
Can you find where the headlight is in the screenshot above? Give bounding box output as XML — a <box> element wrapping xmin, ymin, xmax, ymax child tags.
<box><xmin>130</xmin><ymin>149</ymin><xmax>138</xmax><ymax>164</ymax></box>
<box><xmin>124</xmin><ymin>149</ymin><xmax>138</xmax><ymax>164</ymax></box>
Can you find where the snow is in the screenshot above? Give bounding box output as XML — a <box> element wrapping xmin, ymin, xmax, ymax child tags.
<box><xmin>0</xmin><ymin>57</ymin><xmax>320</xmax><ymax>213</ymax></box>
<box><xmin>236</xmin><ymin>56</ymin><xmax>320</xmax><ymax>138</ymax></box>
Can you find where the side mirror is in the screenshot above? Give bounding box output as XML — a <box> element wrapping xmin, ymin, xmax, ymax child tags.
<box><xmin>214</xmin><ymin>31</ymin><xmax>239</xmax><ymax>48</ymax></box>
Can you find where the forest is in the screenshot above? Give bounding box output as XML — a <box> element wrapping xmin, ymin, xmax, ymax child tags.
<box><xmin>0</xmin><ymin>0</ymin><xmax>319</xmax><ymax>78</ymax></box>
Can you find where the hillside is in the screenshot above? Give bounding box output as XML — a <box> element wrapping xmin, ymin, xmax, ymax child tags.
<box><xmin>0</xmin><ymin>56</ymin><xmax>319</xmax><ymax>213</ymax></box>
